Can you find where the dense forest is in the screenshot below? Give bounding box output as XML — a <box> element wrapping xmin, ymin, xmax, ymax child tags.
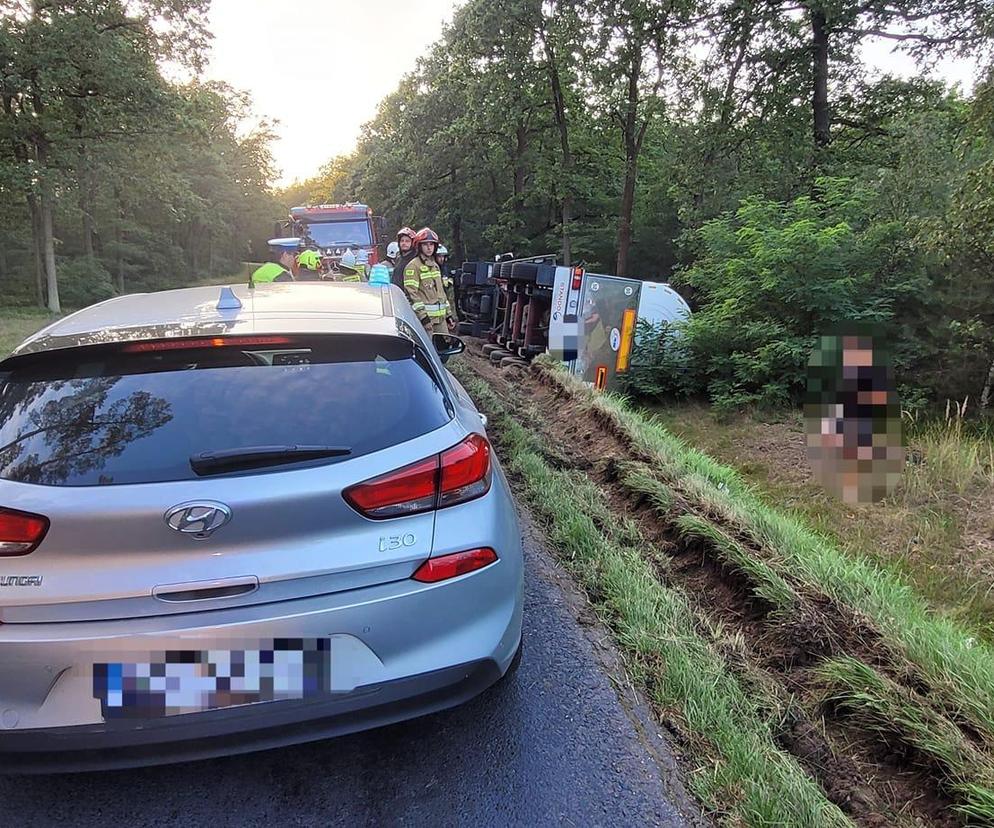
<box><xmin>4</xmin><ymin>1</ymin><xmax>994</xmax><ymax>411</ymax></box>
<box><xmin>288</xmin><ymin>0</ymin><xmax>994</xmax><ymax>411</ymax></box>
<box><xmin>0</xmin><ymin>0</ymin><xmax>280</xmax><ymax>314</ymax></box>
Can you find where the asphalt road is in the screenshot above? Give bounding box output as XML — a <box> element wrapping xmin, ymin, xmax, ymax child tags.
<box><xmin>1</xmin><ymin>515</ymin><xmax>699</xmax><ymax>828</ymax></box>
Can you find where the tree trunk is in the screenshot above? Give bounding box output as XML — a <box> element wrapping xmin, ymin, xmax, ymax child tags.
<box><xmin>28</xmin><ymin>194</ymin><xmax>46</xmax><ymax>307</ymax></box>
<box><xmin>513</xmin><ymin>122</ymin><xmax>528</xmax><ymax>203</ymax></box>
<box><xmin>539</xmin><ymin>19</ymin><xmax>573</xmax><ymax>265</ymax></box>
<box><xmin>114</xmin><ymin>184</ymin><xmax>126</xmax><ymax>293</ymax></box>
<box><xmin>616</xmin><ymin>44</ymin><xmax>645</xmax><ymax>278</ymax></box>
<box><xmin>980</xmin><ymin>356</ymin><xmax>994</xmax><ymax>411</ymax></box>
<box><xmin>81</xmin><ymin>172</ymin><xmax>96</xmax><ymax>259</ymax></box>
<box><xmin>811</xmin><ymin>6</ymin><xmax>831</xmax><ymax>147</ymax></box>
<box><xmin>40</xmin><ymin>188</ymin><xmax>60</xmax><ymax>313</ymax></box>
<box><xmin>41</xmin><ymin>191</ymin><xmax>62</xmax><ymax>313</ymax></box>
<box><xmin>76</xmin><ymin>130</ymin><xmax>96</xmax><ymax>258</ymax></box>
<box><xmin>32</xmin><ymin>137</ymin><xmax>61</xmax><ymax>313</ymax></box>
<box><xmin>452</xmin><ymin>212</ymin><xmax>464</xmax><ymax>264</ymax></box>
<box><xmin>116</xmin><ymin>227</ymin><xmax>125</xmax><ymax>293</ymax></box>
<box><xmin>617</xmin><ymin>160</ymin><xmax>637</xmax><ymax>277</ymax></box>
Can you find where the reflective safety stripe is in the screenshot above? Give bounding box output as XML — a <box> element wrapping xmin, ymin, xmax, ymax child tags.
<box><xmin>411</xmin><ymin>302</ymin><xmax>426</xmax><ymax>311</ymax></box>
<box><xmin>341</xmin><ymin>275</ymin><xmax>361</xmax><ymax>282</ymax></box>
<box><xmin>424</xmin><ymin>302</ymin><xmax>448</xmax><ymax>312</ymax></box>
<box><xmin>404</xmin><ymin>280</ymin><xmax>420</xmax><ymax>288</ymax></box>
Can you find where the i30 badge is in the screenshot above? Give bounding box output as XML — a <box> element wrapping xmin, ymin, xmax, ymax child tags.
<box><xmin>164</xmin><ymin>501</ymin><xmax>232</xmax><ymax>540</ymax></box>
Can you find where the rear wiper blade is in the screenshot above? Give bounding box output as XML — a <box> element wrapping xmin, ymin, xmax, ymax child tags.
<box><xmin>190</xmin><ymin>445</ymin><xmax>352</xmax><ymax>475</ymax></box>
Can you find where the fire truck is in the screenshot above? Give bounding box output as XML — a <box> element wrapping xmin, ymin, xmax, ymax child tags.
<box><xmin>277</xmin><ymin>203</ymin><xmax>387</xmax><ymax>271</ymax></box>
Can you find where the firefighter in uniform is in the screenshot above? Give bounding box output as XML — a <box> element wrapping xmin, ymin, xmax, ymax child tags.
<box><xmin>337</xmin><ymin>249</ymin><xmax>364</xmax><ymax>283</ymax></box>
<box><xmin>403</xmin><ymin>227</ymin><xmax>454</xmax><ymax>334</ymax></box>
<box><xmin>392</xmin><ymin>226</ymin><xmax>418</xmax><ymax>289</ymax></box>
<box><xmin>296</xmin><ymin>249</ymin><xmax>323</xmax><ymax>281</ymax></box>
<box><xmin>435</xmin><ymin>244</ymin><xmax>459</xmax><ymax>322</ymax></box>
<box><xmin>384</xmin><ymin>241</ymin><xmax>400</xmax><ymax>271</ymax></box>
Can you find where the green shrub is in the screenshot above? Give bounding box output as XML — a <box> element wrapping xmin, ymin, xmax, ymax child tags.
<box><xmin>659</xmin><ymin>177</ymin><xmax>928</xmax><ymax>410</ymax></box>
<box><xmin>57</xmin><ymin>257</ymin><xmax>117</xmax><ymax>309</ymax></box>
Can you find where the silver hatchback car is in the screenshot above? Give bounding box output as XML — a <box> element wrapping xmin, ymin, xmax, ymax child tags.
<box><xmin>0</xmin><ymin>282</ymin><xmax>523</xmax><ymax>773</ymax></box>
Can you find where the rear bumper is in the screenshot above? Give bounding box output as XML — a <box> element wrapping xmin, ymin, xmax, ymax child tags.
<box><xmin>0</xmin><ymin>539</ymin><xmax>523</xmax><ymax>773</ymax></box>
<box><xmin>0</xmin><ymin>643</ymin><xmax>520</xmax><ymax>774</ymax></box>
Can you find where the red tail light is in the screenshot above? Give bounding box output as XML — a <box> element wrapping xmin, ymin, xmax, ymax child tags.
<box><xmin>0</xmin><ymin>508</ymin><xmax>49</xmax><ymax>556</ymax></box>
<box><xmin>344</xmin><ymin>434</ymin><xmax>492</xmax><ymax>519</ymax></box>
<box><xmin>344</xmin><ymin>456</ymin><xmax>439</xmax><ymax>519</ymax></box>
<box><xmin>412</xmin><ymin>547</ymin><xmax>498</xmax><ymax>583</ymax></box>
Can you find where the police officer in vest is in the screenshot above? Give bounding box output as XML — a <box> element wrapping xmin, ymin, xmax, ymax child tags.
<box><xmin>250</xmin><ymin>238</ymin><xmax>299</xmax><ymax>285</ymax></box>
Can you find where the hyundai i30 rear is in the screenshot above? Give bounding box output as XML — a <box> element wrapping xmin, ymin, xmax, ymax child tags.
<box><xmin>0</xmin><ymin>291</ymin><xmax>523</xmax><ymax>772</ymax></box>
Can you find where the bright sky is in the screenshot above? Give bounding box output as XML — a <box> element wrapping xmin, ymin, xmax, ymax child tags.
<box><xmin>205</xmin><ymin>0</ymin><xmax>456</xmax><ymax>186</ymax></box>
<box><xmin>203</xmin><ymin>2</ymin><xmax>979</xmax><ymax>188</ymax></box>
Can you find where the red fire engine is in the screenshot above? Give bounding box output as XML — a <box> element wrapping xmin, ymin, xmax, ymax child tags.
<box><xmin>279</xmin><ymin>203</ymin><xmax>386</xmax><ymax>269</ymax></box>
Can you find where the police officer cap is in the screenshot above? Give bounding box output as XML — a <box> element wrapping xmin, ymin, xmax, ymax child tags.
<box><xmin>268</xmin><ymin>237</ymin><xmax>303</xmax><ymax>252</ymax></box>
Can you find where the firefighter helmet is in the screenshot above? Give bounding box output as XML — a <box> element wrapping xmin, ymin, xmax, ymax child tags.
<box><xmin>414</xmin><ymin>227</ymin><xmax>440</xmax><ymax>246</ymax></box>
<box><xmin>341</xmin><ymin>249</ymin><xmax>358</xmax><ymax>269</ymax></box>
<box><xmin>386</xmin><ymin>241</ymin><xmax>400</xmax><ymax>259</ymax></box>
<box><xmin>397</xmin><ymin>226</ymin><xmax>416</xmax><ymax>242</ymax></box>
<box><xmin>297</xmin><ymin>249</ymin><xmax>322</xmax><ymax>271</ymax></box>
<box><xmin>436</xmin><ymin>244</ymin><xmax>448</xmax><ymax>257</ymax></box>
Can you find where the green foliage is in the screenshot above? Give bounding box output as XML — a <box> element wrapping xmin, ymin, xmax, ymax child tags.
<box><xmin>0</xmin><ymin>1</ymin><xmax>279</xmax><ymax>309</ymax></box>
<box><xmin>57</xmin><ymin>258</ymin><xmax>115</xmax><ymax>309</ymax></box>
<box><xmin>659</xmin><ymin>178</ymin><xmax>928</xmax><ymax>410</ymax></box>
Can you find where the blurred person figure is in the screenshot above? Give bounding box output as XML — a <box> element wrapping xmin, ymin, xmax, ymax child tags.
<box><xmin>804</xmin><ymin>324</ymin><xmax>905</xmax><ymax>504</ymax></box>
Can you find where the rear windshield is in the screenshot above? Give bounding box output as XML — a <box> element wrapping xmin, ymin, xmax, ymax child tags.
<box><xmin>0</xmin><ymin>336</ymin><xmax>451</xmax><ymax>486</ymax></box>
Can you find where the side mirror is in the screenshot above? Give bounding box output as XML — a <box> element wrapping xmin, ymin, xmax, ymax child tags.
<box><xmin>432</xmin><ymin>333</ymin><xmax>465</xmax><ymax>358</ymax></box>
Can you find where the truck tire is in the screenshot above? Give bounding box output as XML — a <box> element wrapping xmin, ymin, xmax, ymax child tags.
<box><xmin>501</xmin><ymin>356</ymin><xmax>529</xmax><ymax>369</ymax></box>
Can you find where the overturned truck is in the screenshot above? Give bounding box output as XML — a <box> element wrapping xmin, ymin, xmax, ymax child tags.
<box><xmin>453</xmin><ymin>255</ymin><xmax>690</xmax><ymax>392</ymax></box>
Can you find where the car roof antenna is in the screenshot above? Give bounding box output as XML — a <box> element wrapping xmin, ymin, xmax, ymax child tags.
<box><xmin>216</xmin><ymin>286</ymin><xmax>243</xmax><ymax>311</ymax></box>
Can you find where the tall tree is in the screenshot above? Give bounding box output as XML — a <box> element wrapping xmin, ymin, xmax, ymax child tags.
<box><xmin>0</xmin><ymin>0</ymin><xmax>210</xmax><ymax>311</ymax></box>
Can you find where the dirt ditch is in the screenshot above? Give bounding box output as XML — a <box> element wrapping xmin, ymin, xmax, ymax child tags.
<box><xmin>462</xmin><ymin>345</ymin><xmax>965</xmax><ymax>828</ymax></box>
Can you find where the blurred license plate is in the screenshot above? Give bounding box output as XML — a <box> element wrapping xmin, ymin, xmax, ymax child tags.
<box><xmin>93</xmin><ymin>638</ymin><xmax>332</xmax><ymax>718</ymax></box>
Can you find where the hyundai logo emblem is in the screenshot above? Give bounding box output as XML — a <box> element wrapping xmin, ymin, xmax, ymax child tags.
<box><xmin>164</xmin><ymin>501</ymin><xmax>232</xmax><ymax>540</ymax></box>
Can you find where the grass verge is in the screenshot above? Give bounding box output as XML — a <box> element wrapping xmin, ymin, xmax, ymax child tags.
<box><xmin>534</xmin><ymin>359</ymin><xmax>994</xmax><ymax>743</ymax></box>
<box><xmin>651</xmin><ymin>401</ymin><xmax>994</xmax><ymax>644</ymax></box>
<box><xmin>814</xmin><ymin>656</ymin><xmax>994</xmax><ymax>822</ymax></box>
<box><xmin>0</xmin><ymin>306</ymin><xmax>61</xmax><ymax>356</ymax></box>
<box><xmin>453</xmin><ymin>363</ymin><xmax>852</xmax><ymax>827</ymax></box>
<box><xmin>529</xmin><ymin>357</ymin><xmax>994</xmax><ymax>822</ymax></box>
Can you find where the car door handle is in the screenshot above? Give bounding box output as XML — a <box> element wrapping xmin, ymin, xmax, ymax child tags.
<box><xmin>153</xmin><ymin>576</ymin><xmax>259</xmax><ymax>603</ymax></box>
<box><xmin>478</xmin><ymin>412</ymin><xmax>488</xmax><ymax>427</ymax></box>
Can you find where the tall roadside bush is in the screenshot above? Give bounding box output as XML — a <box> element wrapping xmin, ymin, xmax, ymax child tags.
<box><xmin>659</xmin><ymin>177</ymin><xmax>928</xmax><ymax>411</ymax></box>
